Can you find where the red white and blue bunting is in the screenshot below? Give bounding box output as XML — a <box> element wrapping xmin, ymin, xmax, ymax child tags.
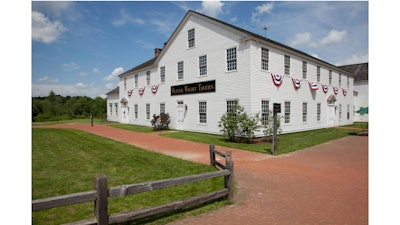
<box><xmin>322</xmin><ymin>84</ymin><xmax>329</xmax><ymax>93</ymax></box>
<box><xmin>292</xmin><ymin>78</ymin><xmax>301</xmax><ymax>89</ymax></box>
<box><xmin>127</xmin><ymin>89</ymin><xmax>133</xmax><ymax>97</ymax></box>
<box><xmin>333</xmin><ymin>87</ymin><xmax>339</xmax><ymax>95</ymax></box>
<box><xmin>271</xmin><ymin>73</ymin><xmax>283</xmax><ymax>87</ymax></box>
<box><xmin>139</xmin><ymin>87</ymin><xmax>145</xmax><ymax>96</ymax></box>
<box><xmin>342</xmin><ymin>88</ymin><xmax>347</xmax><ymax>96</ymax></box>
<box><xmin>309</xmin><ymin>81</ymin><xmax>318</xmax><ymax>91</ymax></box>
<box><xmin>151</xmin><ymin>84</ymin><xmax>159</xmax><ymax>94</ymax></box>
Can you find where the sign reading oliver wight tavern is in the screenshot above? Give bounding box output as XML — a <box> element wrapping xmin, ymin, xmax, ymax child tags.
<box><xmin>171</xmin><ymin>80</ymin><xmax>216</xmax><ymax>96</ymax></box>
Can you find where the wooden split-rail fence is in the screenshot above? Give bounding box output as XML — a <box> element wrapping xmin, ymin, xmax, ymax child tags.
<box><xmin>32</xmin><ymin>144</ymin><xmax>234</xmax><ymax>225</ymax></box>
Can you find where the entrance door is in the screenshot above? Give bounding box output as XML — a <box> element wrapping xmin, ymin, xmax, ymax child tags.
<box><xmin>176</xmin><ymin>101</ymin><xmax>185</xmax><ymax>130</ymax></box>
<box><xmin>121</xmin><ymin>106</ymin><xmax>129</xmax><ymax>124</ymax></box>
<box><xmin>327</xmin><ymin>105</ymin><xmax>336</xmax><ymax>127</ymax></box>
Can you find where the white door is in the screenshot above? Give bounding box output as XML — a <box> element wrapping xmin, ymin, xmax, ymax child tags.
<box><xmin>176</xmin><ymin>101</ymin><xmax>184</xmax><ymax>130</ymax></box>
<box><xmin>121</xmin><ymin>106</ymin><xmax>129</xmax><ymax>124</ymax></box>
<box><xmin>327</xmin><ymin>105</ymin><xmax>335</xmax><ymax>127</ymax></box>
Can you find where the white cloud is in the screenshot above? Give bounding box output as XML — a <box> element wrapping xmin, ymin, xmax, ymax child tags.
<box><xmin>32</xmin><ymin>11</ymin><xmax>67</xmax><ymax>44</ymax></box>
<box><xmin>32</xmin><ymin>83</ymin><xmax>106</xmax><ymax>98</ymax></box>
<box><xmin>92</xmin><ymin>68</ymin><xmax>101</xmax><ymax>74</ymax></box>
<box><xmin>103</xmin><ymin>67</ymin><xmax>124</xmax><ymax>81</ymax></box>
<box><xmin>289</xmin><ymin>32</ymin><xmax>312</xmax><ymax>47</ymax></box>
<box><xmin>62</xmin><ymin>62</ymin><xmax>79</xmax><ymax>70</ymax></box>
<box><xmin>112</xmin><ymin>9</ymin><xmax>145</xmax><ymax>27</ymax></box>
<box><xmin>252</xmin><ymin>2</ymin><xmax>273</xmax><ymax>22</ymax></box>
<box><xmin>38</xmin><ymin>76</ymin><xmax>59</xmax><ymax>83</ymax></box>
<box><xmin>199</xmin><ymin>0</ymin><xmax>224</xmax><ymax>18</ymax></box>
<box><xmin>319</xmin><ymin>29</ymin><xmax>347</xmax><ymax>46</ymax></box>
<box><xmin>75</xmin><ymin>82</ymin><xmax>87</xmax><ymax>88</ymax></box>
<box><xmin>336</xmin><ymin>54</ymin><xmax>368</xmax><ymax>66</ymax></box>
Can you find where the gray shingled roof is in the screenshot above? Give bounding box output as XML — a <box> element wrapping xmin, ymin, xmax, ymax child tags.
<box><xmin>338</xmin><ymin>63</ymin><xmax>368</xmax><ymax>81</ymax></box>
<box><xmin>105</xmin><ymin>86</ymin><xmax>119</xmax><ymax>96</ymax></box>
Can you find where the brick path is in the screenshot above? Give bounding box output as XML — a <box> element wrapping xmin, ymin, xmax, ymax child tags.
<box><xmin>35</xmin><ymin>124</ymin><xmax>368</xmax><ymax>225</ymax></box>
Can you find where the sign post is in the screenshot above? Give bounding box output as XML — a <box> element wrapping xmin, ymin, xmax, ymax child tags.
<box><xmin>272</xmin><ymin>103</ymin><xmax>281</xmax><ymax>156</ymax></box>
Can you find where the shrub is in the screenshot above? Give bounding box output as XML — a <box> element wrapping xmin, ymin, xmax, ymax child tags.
<box><xmin>151</xmin><ymin>113</ymin><xmax>170</xmax><ymax>130</ymax></box>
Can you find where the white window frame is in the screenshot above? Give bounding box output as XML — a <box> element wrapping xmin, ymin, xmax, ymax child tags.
<box><xmin>302</xmin><ymin>102</ymin><xmax>307</xmax><ymax>123</ymax></box>
<box><xmin>177</xmin><ymin>61</ymin><xmax>184</xmax><ymax>80</ymax></box>
<box><xmin>146</xmin><ymin>103</ymin><xmax>150</xmax><ymax>120</ymax></box>
<box><xmin>188</xmin><ymin>28</ymin><xmax>195</xmax><ymax>48</ymax></box>
<box><xmin>261</xmin><ymin>48</ymin><xmax>269</xmax><ymax>71</ymax></box>
<box><xmin>226</xmin><ymin>47</ymin><xmax>237</xmax><ymax>71</ymax></box>
<box><xmin>284</xmin><ymin>55</ymin><xmax>290</xmax><ymax>75</ymax></box>
<box><xmin>199</xmin><ymin>101</ymin><xmax>207</xmax><ymax>124</ymax></box>
<box><xmin>284</xmin><ymin>101</ymin><xmax>291</xmax><ymax>124</ymax></box>
<box><xmin>199</xmin><ymin>55</ymin><xmax>207</xmax><ymax>76</ymax></box>
<box><xmin>160</xmin><ymin>66</ymin><xmax>165</xmax><ymax>83</ymax></box>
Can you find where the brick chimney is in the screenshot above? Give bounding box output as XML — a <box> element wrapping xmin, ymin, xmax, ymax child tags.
<box><xmin>154</xmin><ymin>48</ymin><xmax>162</xmax><ymax>57</ymax></box>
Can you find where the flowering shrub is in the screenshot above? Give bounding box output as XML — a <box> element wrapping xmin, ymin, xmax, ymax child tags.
<box><xmin>151</xmin><ymin>113</ymin><xmax>170</xmax><ymax>130</ymax></box>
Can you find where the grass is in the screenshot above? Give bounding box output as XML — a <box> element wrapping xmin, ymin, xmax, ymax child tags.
<box><xmin>161</xmin><ymin>128</ymin><xmax>360</xmax><ymax>155</ymax></box>
<box><xmin>32</xmin><ymin>118</ymin><xmax>107</xmax><ymax>126</ymax></box>
<box><xmin>32</xmin><ymin>128</ymin><xmax>227</xmax><ymax>225</ymax></box>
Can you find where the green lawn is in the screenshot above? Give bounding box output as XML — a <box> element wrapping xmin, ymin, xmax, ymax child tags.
<box><xmin>160</xmin><ymin>128</ymin><xmax>360</xmax><ymax>155</ymax></box>
<box><xmin>32</xmin><ymin>128</ymin><xmax>226</xmax><ymax>225</ymax></box>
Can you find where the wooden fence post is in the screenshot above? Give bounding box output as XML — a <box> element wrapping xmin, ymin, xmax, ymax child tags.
<box><xmin>225</xmin><ymin>150</ymin><xmax>234</xmax><ymax>202</ymax></box>
<box><xmin>95</xmin><ymin>174</ymin><xmax>109</xmax><ymax>225</ymax></box>
<box><xmin>209</xmin><ymin>144</ymin><xmax>215</xmax><ymax>167</ymax></box>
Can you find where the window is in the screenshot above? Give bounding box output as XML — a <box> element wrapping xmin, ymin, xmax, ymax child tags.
<box><xmin>123</xmin><ymin>77</ymin><xmax>127</xmax><ymax>90</ymax></box>
<box><xmin>261</xmin><ymin>100</ymin><xmax>269</xmax><ymax>125</ymax></box>
<box><xmin>284</xmin><ymin>101</ymin><xmax>290</xmax><ymax>124</ymax></box>
<box><xmin>347</xmin><ymin>76</ymin><xmax>350</xmax><ymax>89</ymax></box>
<box><xmin>135</xmin><ymin>74</ymin><xmax>138</xmax><ymax>88</ymax></box>
<box><xmin>302</xmin><ymin>102</ymin><xmax>307</xmax><ymax>122</ymax></box>
<box><xmin>160</xmin><ymin>66</ymin><xmax>165</xmax><ymax>83</ymax></box>
<box><xmin>329</xmin><ymin>70</ymin><xmax>332</xmax><ymax>85</ymax></box>
<box><xmin>339</xmin><ymin>104</ymin><xmax>342</xmax><ymax>120</ymax></box>
<box><xmin>317</xmin><ymin>103</ymin><xmax>321</xmax><ymax>122</ymax></box>
<box><xmin>227</xmin><ymin>100</ymin><xmax>237</xmax><ymax>116</ymax></box>
<box><xmin>177</xmin><ymin>61</ymin><xmax>184</xmax><ymax>80</ymax></box>
<box><xmin>146</xmin><ymin>104</ymin><xmax>150</xmax><ymax>120</ymax></box>
<box><xmin>109</xmin><ymin>103</ymin><xmax>113</xmax><ymax>115</ymax></box>
<box><xmin>317</xmin><ymin>66</ymin><xmax>321</xmax><ymax>82</ymax></box>
<box><xmin>114</xmin><ymin>103</ymin><xmax>118</xmax><ymax>116</ymax></box>
<box><xmin>302</xmin><ymin>61</ymin><xmax>307</xmax><ymax>79</ymax></box>
<box><xmin>134</xmin><ymin>104</ymin><xmax>138</xmax><ymax>119</ymax></box>
<box><xmin>347</xmin><ymin>105</ymin><xmax>350</xmax><ymax>120</ymax></box>
<box><xmin>199</xmin><ymin>55</ymin><xmax>207</xmax><ymax>76</ymax></box>
<box><xmin>160</xmin><ymin>103</ymin><xmax>165</xmax><ymax>114</ymax></box>
<box><xmin>188</xmin><ymin>28</ymin><xmax>195</xmax><ymax>48</ymax></box>
<box><xmin>199</xmin><ymin>101</ymin><xmax>207</xmax><ymax>124</ymax></box>
<box><xmin>227</xmin><ymin>47</ymin><xmax>237</xmax><ymax>71</ymax></box>
<box><xmin>284</xmin><ymin>55</ymin><xmax>290</xmax><ymax>75</ymax></box>
<box><xmin>339</xmin><ymin>74</ymin><xmax>342</xmax><ymax>87</ymax></box>
<box><xmin>146</xmin><ymin>71</ymin><xmax>150</xmax><ymax>85</ymax></box>
<box><xmin>261</xmin><ymin>48</ymin><xmax>269</xmax><ymax>71</ymax></box>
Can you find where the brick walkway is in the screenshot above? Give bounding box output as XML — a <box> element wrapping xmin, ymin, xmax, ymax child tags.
<box><xmin>35</xmin><ymin>124</ymin><xmax>368</xmax><ymax>225</ymax></box>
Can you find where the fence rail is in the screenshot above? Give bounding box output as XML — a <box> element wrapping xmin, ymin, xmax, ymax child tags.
<box><xmin>32</xmin><ymin>145</ymin><xmax>234</xmax><ymax>225</ymax></box>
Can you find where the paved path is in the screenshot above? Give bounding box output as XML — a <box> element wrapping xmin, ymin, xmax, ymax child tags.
<box><xmin>34</xmin><ymin>124</ymin><xmax>368</xmax><ymax>225</ymax></box>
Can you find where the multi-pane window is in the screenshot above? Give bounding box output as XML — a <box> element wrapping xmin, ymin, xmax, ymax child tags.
<box><xmin>227</xmin><ymin>47</ymin><xmax>237</xmax><ymax>71</ymax></box>
<box><xmin>227</xmin><ymin>100</ymin><xmax>237</xmax><ymax>115</ymax></box>
<box><xmin>134</xmin><ymin>104</ymin><xmax>138</xmax><ymax>119</ymax></box>
<box><xmin>302</xmin><ymin>61</ymin><xmax>307</xmax><ymax>79</ymax></box>
<box><xmin>199</xmin><ymin>101</ymin><xmax>207</xmax><ymax>124</ymax></box>
<box><xmin>317</xmin><ymin>103</ymin><xmax>321</xmax><ymax>121</ymax></box>
<box><xmin>339</xmin><ymin>74</ymin><xmax>342</xmax><ymax>87</ymax></box>
<box><xmin>177</xmin><ymin>61</ymin><xmax>184</xmax><ymax>80</ymax></box>
<box><xmin>146</xmin><ymin>71</ymin><xmax>150</xmax><ymax>85</ymax></box>
<box><xmin>284</xmin><ymin>55</ymin><xmax>290</xmax><ymax>75</ymax></box>
<box><xmin>109</xmin><ymin>103</ymin><xmax>113</xmax><ymax>115</ymax></box>
<box><xmin>114</xmin><ymin>103</ymin><xmax>118</xmax><ymax>116</ymax></box>
<box><xmin>123</xmin><ymin>77</ymin><xmax>127</xmax><ymax>90</ymax></box>
<box><xmin>199</xmin><ymin>55</ymin><xmax>207</xmax><ymax>76</ymax></box>
<box><xmin>339</xmin><ymin>104</ymin><xmax>342</xmax><ymax>120</ymax></box>
<box><xmin>134</xmin><ymin>74</ymin><xmax>138</xmax><ymax>88</ymax></box>
<box><xmin>284</xmin><ymin>101</ymin><xmax>291</xmax><ymax>124</ymax></box>
<box><xmin>261</xmin><ymin>48</ymin><xmax>269</xmax><ymax>71</ymax></box>
<box><xmin>188</xmin><ymin>28</ymin><xmax>195</xmax><ymax>48</ymax></box>
<box><xmin>329</xmin><ymin>70</ymin><xmax>332</xmax><ymax>85</ymax></box>
<box><xmin>146</xmin><ymin>104</ymin><xmax>150</xmax><ymax>120</ymax></box>
<box><xmin>347</xmin><ymin>105</ymin><xmax>350</xmax><ymax>120</ymax></box>
<box><xmin>347</xmin><ymin>76</ymin><xmax>350</xmax><ymax>89</ymax></box>
<box><xmin>160</xmin><ymin>103</ymin><xmax>165</xmax><ymax>114</ymax></box>
<box><xmin>302</xmin><ymin>102</ymin><xmax>307</xmax><ymax>122</ymax></box>
<box><xmin>160</xmin><ymin>66</ymin><xmax>165</xmax><ymax>83</ymax></box>
<box><xmin>317</xmin><ymin>66</ymin><xmax>321</xmax><ymax>82</ymax></box>
<box><xmin>261</xmin><ymin>100</ymin><xmax>269</xmax><ymax>125</ymax></box>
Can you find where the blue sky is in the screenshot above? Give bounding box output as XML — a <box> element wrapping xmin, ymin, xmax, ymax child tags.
<box><xmin>31</xmin><ymin>1</ymin><xmax>368</xmax><ymax>98</ymax></box>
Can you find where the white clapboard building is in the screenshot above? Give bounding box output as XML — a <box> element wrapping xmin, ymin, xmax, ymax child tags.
<box><xmin>106</xmin><ymin>10</ymin><xmax>355</xmax><ymax>135</ymax></box>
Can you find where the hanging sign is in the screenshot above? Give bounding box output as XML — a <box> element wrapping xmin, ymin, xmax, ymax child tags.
<box><xmin>171</xmin><ymin>80</ymin><xmax>215</xmax><ymax>96</ymax></box>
